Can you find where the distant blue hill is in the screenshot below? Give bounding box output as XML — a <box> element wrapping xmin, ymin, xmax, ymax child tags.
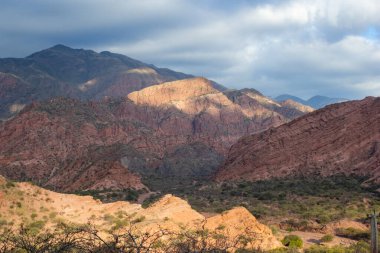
<box><xmin>275</xmin><ymin>94</ymin><xmax>349</xmax><ymax>109</ymax></box>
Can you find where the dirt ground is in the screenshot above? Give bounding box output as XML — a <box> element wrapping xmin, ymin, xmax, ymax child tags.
<box><xmin>280</xmin><ymin>230</ymin><xmax>356</xmax><ymax>249</ymax></box>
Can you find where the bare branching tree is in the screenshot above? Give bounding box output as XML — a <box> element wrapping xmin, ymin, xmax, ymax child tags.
<box><xmin>0</xmin><ymin>223</ymin><xmax>97</xmax><ymax>253</ymax></box>
<box><xmin>165</xmin><ymin>220</ymin><xmax>258</xmax><ymax>253</ymax></box>
<box><xmin>0</xmin><ymin>221</ymin><xmax>259</xmax><ymax>253</ymax></box>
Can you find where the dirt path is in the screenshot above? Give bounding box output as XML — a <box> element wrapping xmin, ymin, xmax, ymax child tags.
<box><xmin>280</xmin><ymin>230</ymin><xmax>356</xmax><ymax>249</ymax></box>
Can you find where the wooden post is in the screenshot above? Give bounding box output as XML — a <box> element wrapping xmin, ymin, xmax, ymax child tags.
<box><xmin>371</xmin><ymin>210</ymin><xmax>378</xmax><ymax>253</ymax></box>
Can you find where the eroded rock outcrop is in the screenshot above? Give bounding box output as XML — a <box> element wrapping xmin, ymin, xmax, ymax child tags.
<box><xmin>0</xmin><ymin>179</ymin><xmax>281</xmax><ymax>251</ymax></box>
<box><xmin>205</xmin><ymin>207</ymin><xmax>282</xmax><ymax>250</ymax></box>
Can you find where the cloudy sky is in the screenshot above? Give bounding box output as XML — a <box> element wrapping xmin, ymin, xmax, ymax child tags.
<box><xmin>1</xmin><ymin>0</ymin><xmax>380</xmax><ymax>99</ymax></box>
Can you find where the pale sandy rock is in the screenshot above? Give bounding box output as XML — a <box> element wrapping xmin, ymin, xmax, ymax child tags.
<box><xmin>0</xmin><ymin>179</ymin><xmax>281</xmax><ymax>251</ymax></box>
<box><xmin>128</xmin><ymin>77</ymin><xmax>221</xmax><ymax>113</ymax></box>
<box><xmin>142</xmin><ymin>194</ymin><xmax>204</xmax><ymax>224</ymax></box>
<box><xmin>205</xmin><ymin>207</ymin><xmax>282</xmax><ymax>250</ymax></box>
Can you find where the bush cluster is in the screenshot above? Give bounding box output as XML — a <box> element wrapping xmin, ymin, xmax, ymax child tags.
<box><xmin>281</xmin><ymin>235</ymin><xmax>303</xmax><ymax>248</ymax></box>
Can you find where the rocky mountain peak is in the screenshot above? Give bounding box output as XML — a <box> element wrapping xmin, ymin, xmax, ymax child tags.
<box><xmin>127</xmin><ymin>77</ymin><xmax>217</xmax><ymax>107</ymax></box>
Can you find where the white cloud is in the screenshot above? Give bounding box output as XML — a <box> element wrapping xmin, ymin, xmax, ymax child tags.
<box><xmin>352</xmin><ymin>80</ymin><xmax>380</xmax><ymax>92</ymax></box>
<box><xmin>1</xmin><ymin>0</ymin><xmax>380</xmax><ymax>99</ymax></box>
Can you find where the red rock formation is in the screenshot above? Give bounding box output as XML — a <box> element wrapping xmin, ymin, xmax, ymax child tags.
<box><xmin>216</xmin><ymin>97</ymin><xmax>380</xmax><ymax>182</ymax></box>
<box><xmin>0</xmin><ymin>78</ymin><xmax>310</xmax><ymax>191</ymax></box>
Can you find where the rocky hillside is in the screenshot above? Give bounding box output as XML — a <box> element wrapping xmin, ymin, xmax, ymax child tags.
<box><xmin>216</xmin><ymin>97</ymin><xmax>380</xmax><ymax>182</ymax></box>
<box><xmin>224</xmin><ymin>89</ymin><xmax>314</xmax><ymax>119</ymax></box>
<box><xmin>0</xmin><ymin>77</ymin><xmax>310</xmax><ymax>191</ymax></box>
<box><xmin>0</xmin><ymin>176</ymin><xmax>281</xmax><ymax>251</ymax></box>
<box><xmin>0</xmin><ymin>45</ymin><xmax>226</xmax><ymax>119</ymax></box>
<box><xmin>0</xmin><ymin>72</ymin><xmax>31</xmax><ymax>116</ymax></box>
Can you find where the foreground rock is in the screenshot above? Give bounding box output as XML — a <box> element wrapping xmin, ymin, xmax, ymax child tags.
<box><xmin>216</xmin><ymin>97</ymin><xmax>380</xmax><ymax>182</ymax></box>
<box><xmin>0</xmin><ymin>178</ymin><xmax>281</xmax><ymax>251</ymax></box>
<box><xmin>205</xmin><ymin>207</ymin><xmax>282</xmax><ymax>250</ymax></box>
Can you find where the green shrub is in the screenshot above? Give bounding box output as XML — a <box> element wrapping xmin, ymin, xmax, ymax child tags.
<box><xmin>270</xmin><ymin>226</ymin><xmax>280</xmax><ymax>236</ymax></box>
<box><xmin>305</xmin><ymin>241</ymin><xmax>370</xmax><ymax>253</ymax></box>
<box><xmin>281</xmin><ymin>235</ymin><xmax>303</xmax><ymax>248</ymax></box>
<box><xmin>316</xmin><ymin>214</ymin><xmax>332</xmax><ymax>224</ymax></box>
<box><xmin>320</xmin><ymin>234</ymin><xmax>334</xmax><ymax>243</ymax></box>
<box><xmin>103</xmin><ymin>214</ymin><xmax>114</xmax><ymax>222</ymax></box>
<box><xmin>49</xmin><ymin>211</ymin><xmax>57</xmax><ymax>219</ymax></box>
<box><xmin>306</xmin><ymin>245</ymin><xmax>345</xmax><ymax>253</ymax></box>
<box><xmin>142</xmin><ymin>194</ymin><xmax>163</xmax><ymax>208</ymax></box>
<box><xmin>350</xmin><ymin>240</ymin><xmax>371</xmax><ymax>253</ymax></box>
<box><xmin>131</xmin><ymin>216</ymin><xmax>145</xmax><ymax>224</ymax></box>
<box><xmin>112</xmin><ymin>218</ymin><xmax>129</xmax><ymax>230</ymax></box>
<box><xmin>115</xmin><ymin>210</ymin><xmax>127</xmax><ymax>219</ymax></box>
<box><xmin>26</xmin><ymin>220</ymin><xmax>46</xmax><ymax>235</ymax></box>
<box><xmin>5</xmin><ymin>181</ymin><xmax>15</xmax><ymax>188</ymax></box>
<box><xmin>0</xmin><ymin>219</ymin><xmax>7</xmax><ymax>227</ymax></box>
<box><xmin>124</xmin><ymin>189</ymin><xmax>139</xmax><ymax>201</ymax></box>
<box><xmin>335</xmin><ymin>227</ymin><xmax>369</xmax><ymax>240</ymax></box>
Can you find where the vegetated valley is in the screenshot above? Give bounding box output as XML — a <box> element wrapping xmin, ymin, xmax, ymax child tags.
<box><xmin>144</xmin><ymin>175</ymin><xmax>380</xmax><ymax>223</ymax></box>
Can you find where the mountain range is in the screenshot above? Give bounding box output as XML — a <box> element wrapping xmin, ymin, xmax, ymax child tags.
<box><xmin>0</xmin><ymin>45</ymin><xmax>378</xmax><ymax>192</ymax></box>
<box><xmin>0</xmin><ymin>45</ymin><xmax>379</xmax><ymax>251</ymax></box>
<box><xmin>275</xmin><ymin>94</ymin><xmax>349</xmax><ymax>109</ymax></box>
<box><xmin>0</xmin><ymin>77</ymin><xmax>312</xmax><ymax>191</ymax></box>
<box><xmin>0</xmin><ymin>44</ymin><xmax>226</xmax><ymax>119</ymax></box>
